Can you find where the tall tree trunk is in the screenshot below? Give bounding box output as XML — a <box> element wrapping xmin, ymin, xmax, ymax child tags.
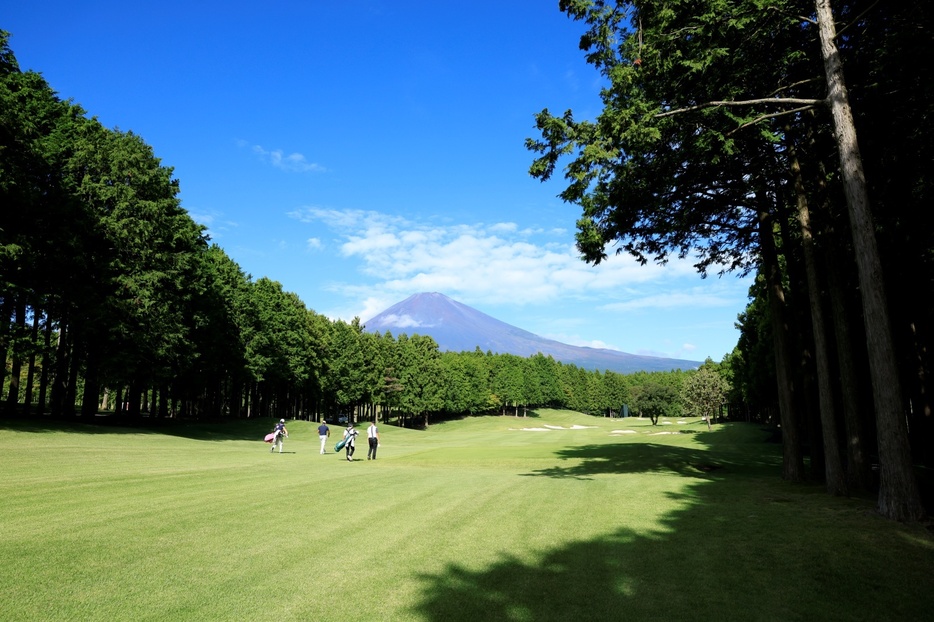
<box><xmin>5</xmin><ymin>300</ymin><xmax>27</xmax><ymax>412</ymax></box>
<box><xmin>49</xmin><ymin>321</ymin><xmax>70</xmax><ymax>417</ymax></box>
<box><xmin>159</xmin><ymin>384</ymin><xmax>170</xmax><ymax>418</ymax></box>
<box><xmin>36</xmin><ymin>316</ymin><xmax>52</xmax><ymax>415</ymax></box>
<box><xmin>230</xmin><ymin>378</ymin><xmax>242</xmax><ymax>418</ymax></box>
<box><xmin>149</xmin><ymin>386</ymin><xmax>158</xmax><ymax>419</ymax></box>
<box><xmin>758</xmin><ymin>199</ymin><xmax>805</xmax><ymax>481</ymax></box>
<box><xmin>64</xmin><ymin>340</ymin><xmax>80</xmax><ymax>417</ymax></box>
<box><xmin>81</xmin><ymin>348</ymin><xmax>100</xmax><ymax>417</ymax></box>
<box><xmin>126</xmin><ymin>380</ymin><xmax>143</xmax><ymax>419</ymax></box>
<box><xmin>790</xmin><ymin>147</ymin><xmax>847</xmax><ymax>495</ymax></box>
<box><xmin>776</xmin><ymin>195</ymin><xmax>823</xmax><ymax>481</ymax></box>
<box><xmin>0</xmin><ymin>296</ymin><xmax>12</xmax><ymax>412</ymax></box>
<box><xmin>23</xmin><ymin>309</ymin><xmax>41</xmax><ymax>416</ymax></box>
<box><xmin>826</xmin><ymin>252</ymin><xmax>872</xmax><ymax>493</ymax></box>
<box><xmin>816</xmin><ymin>0</ymin><xmax>923</xmax><ymax>520</ymax></box>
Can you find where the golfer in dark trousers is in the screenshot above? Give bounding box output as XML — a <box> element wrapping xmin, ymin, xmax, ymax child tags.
<box><xmin>367</xmin><ymin>421</ymin><xmax>380</xmax><ymax>460</ymax></box>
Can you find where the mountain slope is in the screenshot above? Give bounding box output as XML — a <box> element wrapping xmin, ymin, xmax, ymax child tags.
<box><xmin>363</xmin><ymin>292</ymin><xmax>701</xmax><ymax>374</ymax></box>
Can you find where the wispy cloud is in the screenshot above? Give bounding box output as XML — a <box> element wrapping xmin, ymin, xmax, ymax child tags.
<box><xmin>187</xmin><ymin>208</ymin><xmax>239</xmax><ymax>239</ymax></box>
<box><xmin>288</xmin><ymin>206</ymin><xmax>739</xmax><ymax>317</ymax></box>
<box><xmin>598</xmin><ymin>286</ymin><xmax>740</xmax><ymax>312</ymax></box>
<box><xmin>246</xmin><ymin>143</ymin><xmax>326</xmax><ymax>173</ymax></box>
<box><xmin>375</xmin><ymin>313</ymin><xmax>431</xmax><ymax>329</ymax></box>
<box><xmin>543</xmin><ymin>333</ymin><xmax>619</xmax><ymax>350</ymax></box>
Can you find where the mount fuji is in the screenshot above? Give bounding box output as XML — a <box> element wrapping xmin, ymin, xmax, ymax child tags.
<box><xmin>363</xmin><ymin>292</ymin><xmax>701</xmax><ymax>374</ymax></box>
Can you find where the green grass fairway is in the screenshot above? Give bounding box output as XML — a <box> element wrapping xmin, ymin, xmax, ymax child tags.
<box><xmin>2</xmin><ymin>411</ymin><xmax>932</xmax><ymax>621</ymax></box>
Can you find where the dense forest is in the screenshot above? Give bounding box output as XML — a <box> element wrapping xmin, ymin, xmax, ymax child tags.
<box><xmin>527</xmin><ymin>0</ymin><xmax>933</xmax><ymax>519</ymax></box>
<box><xmin>3</xmin><ymin>0</ymin><xmax>934</xmax><ymax>520</ymax></box>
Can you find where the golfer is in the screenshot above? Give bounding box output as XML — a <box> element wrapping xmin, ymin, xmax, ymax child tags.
<box><xmin>342</xmin><ymin>422</ymin><xmax>359</xmax><ymax>462</ymax></box>
<box><xmin>317</xmin><ymin>420</ymin><xmax>330</xmax><ymax>454</ymax></box>
<box><xmin>270</xmin><ymin>419</ymin><xmax>288</xmax><ymax>453</ymax></box>
<box><xmin>367</xmin><ymin>420</ymin><xmax>380</xmax><ymax>460</ymax></box>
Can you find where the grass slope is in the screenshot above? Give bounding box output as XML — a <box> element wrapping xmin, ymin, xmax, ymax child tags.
<box><xmin>1</xmin><ymin>411</ymin><xmax>932</xmax><ymax>621</ymax></box>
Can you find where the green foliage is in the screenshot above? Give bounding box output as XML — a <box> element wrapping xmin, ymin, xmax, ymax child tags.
<box><xmin>682</xmin><ymin>366</ymin><xmax>729</xmax><ymax>427</ymax></box>
<box><xmin>327</xmin><ymin>318</ymin><xmax>369</xmax><ymax>409</ymax></box>
<box><xmin>528</xmin><ymin>0</ymin><xmax>829</xmax><ymax>278</ymax></box>
<box><xmin>632</xmin><ymin>378</ymin><xmax>681</xmax><ymax>424</ymax></box>
<box><xmin>439</xmin><ymin>351</ymin><xmax>491</xmax><ymax>414</ymax></box>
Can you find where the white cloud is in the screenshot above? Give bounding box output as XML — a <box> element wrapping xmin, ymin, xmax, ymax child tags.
<box><xmin>598</xmin><ymin>285</ymin><xmax>741</xmax><ymax>313</ymax></box>
<box><xmin>187</xmin><ymin>209</ymin><xmax>238</xmax><ymax>239</ymax></box>
<box><xmin>377</xmin><ymin>313</ymin><xmax>431</xmax><ymax>329</ymax></box>
<box><xmin>342</xmin><ymin>230</ymin><xmax>400</xmax><ymax>255</ymax></box>
<box><xmin>250</xmin><ymin>144</ymin><xmax>326</xmax><ymax>173</ymax></box>
<box><xmin>489</xmin><ymin>222</ymin><xmax>518</xmax><ymax>233</ymax></box>
<box><xmin>188</xmin><ymin>210</ymin><xmax>214</xmax><ymax>226</ymax></box>
<box><xmin>543</xmin><ymin>333</ymin><xmax>621</xmax><ymax>351</ymax></box>
<box><xmin>293</xmin><ymin>206</ymin><xmax>747</xmax><ymax>320</ymax></box>
<box><xmin>306</xmin><ymin>237</ymin><xmax>323</xmax><ymax>251</ymax></box>
<box><xmin>354</xmin><ymin>296</ymin><xmax>397</xmax><ymax>326</ymax></box>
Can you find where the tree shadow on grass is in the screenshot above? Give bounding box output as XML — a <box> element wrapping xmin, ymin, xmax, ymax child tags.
<box><xmin>0</xmin><ymin>415</ymin><xmax>159</xmax><ymax>436</ymax></box>
<box><xmin>410</xmin><ymin>504</ymin><xmax>933</xmax><ymax>622</ymax></box>
<box><xmin>523</xmin><ymin>439</ymin><xmax>781</xmax><ymax>480</ymax></box>
<box><xmin>412</xmin><ymin>522</ymin><xmax>715</xmax><ymax>622</ymax></box>
<box><xmin>0</xmin><ymin>414</ymin><xmax>279</xmax><ymax>442</ymax></box>
<box><xmin>410</xmin><ymin>425</ymin><xmax>934</xmax><ymax>621</ymax></box>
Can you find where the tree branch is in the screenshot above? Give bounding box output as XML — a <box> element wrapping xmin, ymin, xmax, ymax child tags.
<box><xmin>726</xmin><ymin>105</ymin><xmax>822</xmax><ymax>136</ymax></box>
<box><xmin>768</xmin><ymin>77</ymin><xmax>822</xmax><ymax>98</ymax></box>
<box><xmin>655</xmin><ymin>97</ymin><xmax>826</xmax><ymax>118</ymax></box>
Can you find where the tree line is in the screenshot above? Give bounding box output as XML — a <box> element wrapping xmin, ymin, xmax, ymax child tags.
<box><xmin>527</xmin><ymin>1</ymin><xmax>932</xmax><ymax>520</ymax></box>
<box><xmin>0</xmin><ymin>30</ymin><xmax>731</xmax><ymax>432</ymax></box>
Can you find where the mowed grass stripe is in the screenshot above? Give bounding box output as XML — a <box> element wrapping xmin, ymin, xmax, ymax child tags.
<box><xmin>2</xmin><ymin>411</ymin><xmax>933</xmax><ymax>621</ymax></box>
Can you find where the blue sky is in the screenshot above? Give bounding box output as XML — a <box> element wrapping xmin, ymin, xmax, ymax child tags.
<box><xmin>5</xmin><ymin>1</ymin><xmax>753</xmax><ymax>362</ymax></box>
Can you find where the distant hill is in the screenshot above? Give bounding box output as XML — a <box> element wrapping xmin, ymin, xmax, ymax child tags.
<box><xmin>363</xmin><ymin>292</ymin><xmax>701</xmax><ymax>374</ymax></box>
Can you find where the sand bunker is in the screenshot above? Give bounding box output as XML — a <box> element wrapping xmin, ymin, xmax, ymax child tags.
<box><xmin>513</xmin><ymin>424</ymin><xmax>598</xmax><ymax>432</ymax></box>
<box><xmin>611</xmin><ymin>430</ymin><xmax>637</xmax><ymax>434</ymax></box>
